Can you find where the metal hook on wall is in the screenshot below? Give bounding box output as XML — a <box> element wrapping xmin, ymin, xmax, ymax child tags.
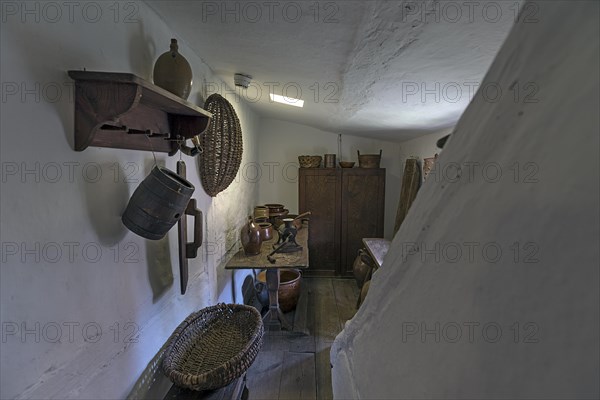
<box><xmin>178</xmin><ymin>135</ymin><xmax>203</xmax><ymax>157</ymax></box>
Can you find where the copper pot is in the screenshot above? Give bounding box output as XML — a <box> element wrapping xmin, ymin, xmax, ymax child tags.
<box><xmin>265</xmin><ymin>203</ymin><xmax>285</xmax><ymax>213</ymax></box>
<box><xmin>268</xmin><ymin>209</ymin><xmax>289</xmax><ymax>218</ymax></box>
<box><xmin>254</xmin><ymin>206</ymin><xmax>269</xmax><ymax>219</ymax></box>
<box><xmin>254</xmin><ymin>217</ymin><xmax>269</xmax><ymax>224</ymax></box>
<box><xmin>257</xmin><ymin>268</ymin><xmax>301</xmax><ymax>313</ymax></box>
<box><xmin>258</xmin><ymin>222</ymin><xmax>273</xmax><ymax>241</ymax></box>
<box><xmin>269</xmin><ymin>209</ymin><xmax>289</xmax><ymax>227</ymax></box>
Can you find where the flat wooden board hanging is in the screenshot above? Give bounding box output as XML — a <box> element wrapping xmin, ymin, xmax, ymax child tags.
<box><xmin>394</xmin><ymin>158</ymin><xmax>421</xmax><ymax>234</ymax></box>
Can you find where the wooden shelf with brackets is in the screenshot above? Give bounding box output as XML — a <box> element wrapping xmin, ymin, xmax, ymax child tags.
<box><xmin>68</xmin><ymin>71</ymin><xmax>212</xmax><ymax>155</ymax></box>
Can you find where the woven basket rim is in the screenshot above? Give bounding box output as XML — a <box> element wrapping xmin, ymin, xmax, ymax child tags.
<box><xmin>162</xmin><ymin>303</ymin><xmax>263</xmax><ymax>391</ymax></box>
<box><xmin>298</xmin><ymin>155</ymin><xmax>322</xmax><ymax>168</ymax></box>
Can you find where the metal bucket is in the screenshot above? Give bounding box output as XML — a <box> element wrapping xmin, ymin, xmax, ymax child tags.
<box><xmin>122</xmin><ymin>166</ymin><xmax>195</xmax><ymax>240</ymax></box>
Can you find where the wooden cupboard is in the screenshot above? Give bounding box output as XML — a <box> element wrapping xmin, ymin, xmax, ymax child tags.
<box><xmin>299</xmin><ymin>168</ymin><xmax>385</xmax><ymax>277</ymax></box>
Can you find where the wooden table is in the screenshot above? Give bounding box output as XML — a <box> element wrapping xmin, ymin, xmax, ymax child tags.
<box><xmin>362</xmin><ymin>238</ymin><xmax>391</xmax><ymax>269</ymax></box>
<box><xmin>226</xmin><ymin>227</ymin><xmax>308</xmax><ymax>330</ymax></box>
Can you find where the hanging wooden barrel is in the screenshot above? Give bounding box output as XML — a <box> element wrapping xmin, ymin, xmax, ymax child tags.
<box><xmin>122</xmin><ymin>166</ymin><xmax>194</xmax><ymax>240</ymax></box>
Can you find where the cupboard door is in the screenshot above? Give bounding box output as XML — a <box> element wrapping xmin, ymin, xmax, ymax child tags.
<box><xmin>340</xmin><ymin>169</ymin><xmax>385</xmax><ymax>276</ymax></box>
<box><xmin>299</xmin><ymin>169</ymin><xmax>341</xmax><ymax>276</ymax></box>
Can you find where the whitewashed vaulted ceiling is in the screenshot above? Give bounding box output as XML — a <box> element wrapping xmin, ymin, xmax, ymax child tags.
<box><xmin>147</xmin><ymin>0</ymin><xmax>519</xmax><ymax>141</ymax></box>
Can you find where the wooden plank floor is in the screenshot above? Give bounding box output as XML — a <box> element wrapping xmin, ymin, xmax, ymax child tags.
<box><xmin>246</xmin><ymin>278</ymin><xmax>359</xmax><ymax>400</ymax></box>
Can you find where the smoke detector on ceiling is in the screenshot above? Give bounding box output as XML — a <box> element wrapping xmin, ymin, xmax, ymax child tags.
<box><xmin>234</xmin><ymin>73</ymin><xmax>252</xmax><ymax>89</ymax></box>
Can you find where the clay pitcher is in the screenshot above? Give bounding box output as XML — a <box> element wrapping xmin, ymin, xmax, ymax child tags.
<box><xmin>255</xmin><ymin>281</ymin><xmax>269</xmax><ymax>310</ymax></box>
<box><xmin>353</xmin><ymin>249</ymin><xmax>374</xmax><ymax>289</ymax></box>
<box><xmin>153</xmin><ymin>38</ymin><xmax>193</xmax><ymax>100</ymax></box>
<box><xmin>241</xmin><ymin>216</ymin><xmax>262</xmax><ymax>255</ymax></box>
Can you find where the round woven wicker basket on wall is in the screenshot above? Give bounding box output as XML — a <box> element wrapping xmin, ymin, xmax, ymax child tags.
<box><xmin>198</xmin><ymin>94</ymin><xmax>243</xmax><ymax>197</ymax></box>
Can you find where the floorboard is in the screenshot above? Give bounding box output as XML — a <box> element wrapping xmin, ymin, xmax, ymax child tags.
<box><xmin>261</xmin><ymin>333</ymin><xmax>316</xmax><ymax>354</ymax></box>
<box><xmin>314</xmin><ymin>340</ymin><xmax>334</xmax><ymax>400</ymax></box>
<box><xmin>246</xmin><ymin>350</ymin><xmax>285</xmax><ymax>400</ymax></box>
<box><xmin>312</xmin><ymin>279</ymin><xmax>342</xmax><ymax>342</ymax></box>
<box><xmin>278</xmin><ymin>352</ymin><xmax>317</xmax><ymax>400</ymax></box>
<box><xmin>292</xmin><ymin>281</ymin><xmax>311</xmax><ymax>336</ymax></box>
<box><xmin>332</xmin><ymin>279</ymin><xmax>360</xmax><ymax>330</ymax></box>
<box><xmin>245</xmin><ymin>278</ymin><xmax>355</xmax><ymax>400</ymax></box>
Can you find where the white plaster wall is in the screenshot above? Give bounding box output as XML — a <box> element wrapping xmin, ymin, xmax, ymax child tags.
<box><xmin>331</xmin><ymin>1</ymin><xmax>599</xmax><ymax>398</ymax></box>
<box><xmin>399</xmin><ymin>129</ymin><xmax>453</xmax><ymax>164</ymax></box>
<box><xmin>256</xmin><ymin>118</ymin><xmax>403</xmax><ymax>240</ymax></box>
<box><xmin>0</xmin><ymin>2</ymin><xmax>259</xmax><ymax>399</ymax></box>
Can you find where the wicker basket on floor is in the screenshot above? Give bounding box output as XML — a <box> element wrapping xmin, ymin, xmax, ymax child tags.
<box><xmin>162</xmin><ymin>303</ymin><xmax>264</xmax><ymax>391</ymax></box>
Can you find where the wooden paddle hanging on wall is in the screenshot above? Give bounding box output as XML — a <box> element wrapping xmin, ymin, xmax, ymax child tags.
<box><xmin>394</xmin><ymin>158</ymin><xmax>422</xmax><ymax>235</ymax></box>
<box><xmin>176</xmin><ymin>160</ymin><xmax>203</xmax><ymax>295</ymax></box>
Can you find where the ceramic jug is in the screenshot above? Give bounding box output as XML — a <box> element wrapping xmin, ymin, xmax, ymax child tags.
<box><xmin>241</xmin><ymin>216</ymin><xmax>262</xmax><ymax>255</ymax></box>
<box><xmin>353</xmin><ymin>249</ymin><xmax>374</xmax><ymax>289</ymax></box>
<box><xmin>153</xmin><ymin>38</ymin><xmax>193</xmax><ymax>100</ymax></box>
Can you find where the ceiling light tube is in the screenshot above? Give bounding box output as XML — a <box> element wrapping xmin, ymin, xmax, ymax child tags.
<box><xmin>269</xmin><ymin>93</ymin><xmax>304</xmax><ymax>108</ymax></box>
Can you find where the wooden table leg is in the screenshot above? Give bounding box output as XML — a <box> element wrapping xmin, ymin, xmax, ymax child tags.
<box><xmin>263</xmin><ymin>269</ymin><xmax>292</xmax><ymax>331</ymax></box>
